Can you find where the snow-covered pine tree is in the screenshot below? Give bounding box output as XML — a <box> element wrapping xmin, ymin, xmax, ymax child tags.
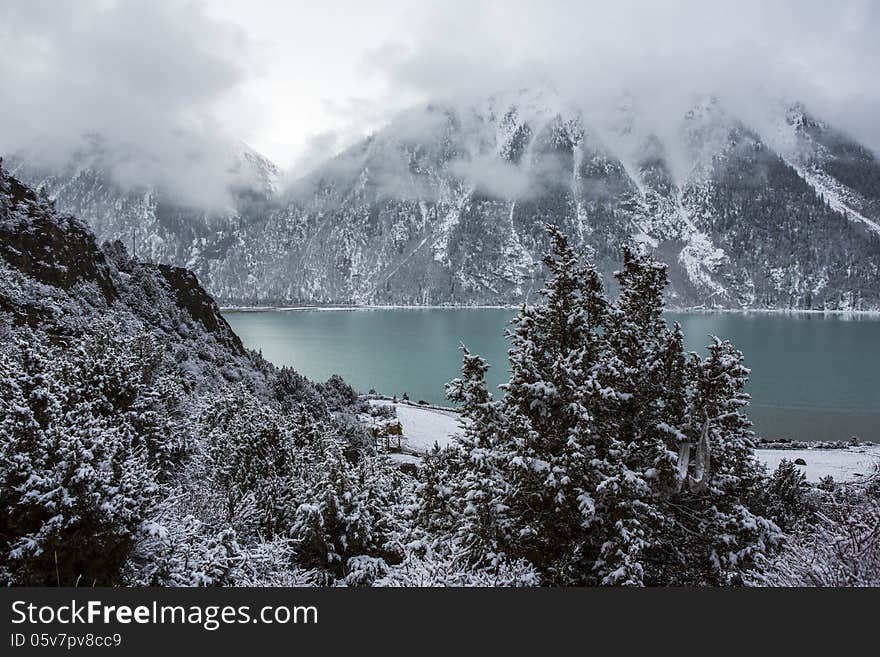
<box><xmin>561</xmin><ymin>246</ymin><xmax>680</xmax><ymax>585</ymax></box>
<box><xmin>194</xmin><ymin>383</ymin><xmax>412</xmax><ymax>581</ymax></box>
<box><xmin>433</xmin><ymin>227</ymin><xmax>779</xmax><ymax>585</ymax></box>
<box><xmin>289</xmin><ymin>437</ymin><xmax>410</xmax><ymax>580</ymax></box>
<box><xmin>197</xmin><ymin>385</ymin><xmax>300</xmax><ymax>535</ymax></box>
<box><xmin>291</xmin><ymin>438</ymin><xmax>369</xmax><ymax>579</ymax></box>
<box><xmin>601</xmin><ymin>246</ymin><xmax>683</xmax><ymax>489</ymax></box>
<box><xmin>272</xmin><ymin>366</ymin><xmax>328</xmax><ymax>417</ymax></box>
<box><xmin>413</xmin><ymin>444</ymin><xmax>461</xmax><ymax>535</ymax></box>
<box><xmin>690</xmin><ymin>338</ymin><xmax>757</xmax><ymax>486</ymax></box>
<box><xmin>644</xmin><ymin>337</ymin><xmax>781</xmax><ymax>584</ymax></box>
<box><xmin>444</xmin><ymin>346</ymin><xmax>509</xmax><ymax>566</ymax></box>
<box><xmin>760</xmin><ymin>459</ymin><xmax>813</xmax><ymax>532</ymax></box>
<box><xmin>495</xmin><ymin>225</ymin><xmax>611</xmax><ymax>583</ymax></box>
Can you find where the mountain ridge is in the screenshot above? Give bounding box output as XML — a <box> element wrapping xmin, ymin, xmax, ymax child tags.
<box><xmin>0</xmin><ymin>163</ymin><xmax>250</xmax><ymax>376</ymax></box>
<box><xmin>9</xmin><ymin>92</ymin><xmax>880</xmax><ymax>309</ymax></box>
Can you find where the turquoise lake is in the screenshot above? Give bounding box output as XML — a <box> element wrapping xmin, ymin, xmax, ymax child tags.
<box><xmin>223</xmin><ymin>309</ymin><xmax>880</xmax><ymax>442</ymax></box>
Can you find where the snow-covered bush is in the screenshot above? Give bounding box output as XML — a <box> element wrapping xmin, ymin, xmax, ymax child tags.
<box><xmin>340</xmin><ymin>555</ymin><xmax>391</xmax><ymax>587</ymax></box>
<box><xmin>272</xmin><ymin>366</ymin><xmax>328</xmax><ymax>416</ymax></box>
<box><xmin>818</xmin><ymin>475</ymin><xmax>836</xmax><ymax>492</ymax></box>
<box><xmin>196</xmin><ymin>385</ymin><xmax>305</xmax><ymax>534</ymax></box>
<box><xmin>0</xmin><ymin>329</ymin><xmax>165</xmax><ymax>585</ymax></box>
<box><xmin>125</xmin><ymin>515</ymin><xmax>242</xmax><ymax>587</ymax></box>
<box><xmin>753</xmin><ymin>487</ymin><xmax>880</xmax><ymax>586</ymax></box>
<box><xmin>194</xmin><ymin>384</ymin><xmax>413</xmax><ymax>579</ymax></box>
<box><xmin>124</xmin><ymin>482</ymin><xmax>324</xmax><ymax>587</ymax></box>
<box><xmin>318</xmin><ymin>374</ymin><xmax>360</xmax><ymax>412</ymax></box>
<box><xmin>288</xmin><ymin>443</ymin><xmax>412</xmax><ymax>578</ymax></box>
<box><xmin>375</xmin><ymin>546</ymin><xmax>540</xmax><ymax>587</ymax></box>
<box><xmin>759</xmin><ymin>459</ymin><xmax>816</xmax><ymax>531</ymax></box>
<box><xmin>233</xmin><ymin>537</ymin><xmax>322</xmax><ymax>587</ymax></box>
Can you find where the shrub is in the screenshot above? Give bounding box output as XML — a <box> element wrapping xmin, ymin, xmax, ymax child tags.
<box><xmin>760</xmin><ymin>460</ymin><xmax>815</xmax><ymax>531</ymax></box>
<box><xmin>754</xmin><ymin>491</ymin><xmax>880</xmax><ymax>586</ymax></box>
<box><xmin>0</xmin><ymin>330</ymin><xmax>163</xmax><ymax>585</ymax></box>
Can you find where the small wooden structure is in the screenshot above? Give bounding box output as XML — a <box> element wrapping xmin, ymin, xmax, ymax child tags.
<box><xmin>372</xmin><ymin>420</ymin><xmax>403</xmax><ymax>451</ymax></box>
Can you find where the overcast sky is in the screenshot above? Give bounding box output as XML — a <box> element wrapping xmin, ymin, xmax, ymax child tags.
<box><xmin>1</xmin><ymin>0</ymin><xmax>878</xmax><ymax>189</ymax></box>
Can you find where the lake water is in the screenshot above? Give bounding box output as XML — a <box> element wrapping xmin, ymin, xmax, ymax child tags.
<box><xmin>223</xmin><ymin>309</ymin><xmax>880</xmax><ymax>442</ymax></box>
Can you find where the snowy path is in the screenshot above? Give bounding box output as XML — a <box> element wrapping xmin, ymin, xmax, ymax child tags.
<box><xmin>371</xmin><ymin>400</ymin><xmax>880</xmax><ymax>481</ymax></box>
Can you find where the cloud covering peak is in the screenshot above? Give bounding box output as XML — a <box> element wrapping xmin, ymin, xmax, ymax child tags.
<box><xmin>368</xmin><ymin>0</ymin><xmax>880</xmax><ymax>155</ymax></box>
<box><xmin>2</xmin><ymin>0</ymin><xmax>878</xmax><ymax>210</ymax></box>
<box><xmin>0</xmin><ymin>0</ymin><xmax>258</xmax><ymax>209</ymax></box>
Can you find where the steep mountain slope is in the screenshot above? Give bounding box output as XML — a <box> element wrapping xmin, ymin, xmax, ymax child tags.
<box><xmin>674</xmin><ymin>100</ymin><xmax>880</xmax><ymax>308</ymax></box>
<box><xmin>11</xmin><ymin>92</ymin><xmax>880</xmax><ymax>309</ymax></box>
<box><xmin>771</xmin><ymin>103</ymin><xmax>880</xmax><ymax>236</ymax></box>
<box><xmin>7</xmin><ymin>143</ymin><xmax>280</xmax><ymax>274</ymax></box>
<box><xmin>0</xmin><ymin>163</ymin><xmax>257</xmax><ymax>389</ymax></box>
<box><xmin>0</xmin><ymin>165</ymin><xmax>419</xmax><ymax>587</ymax></box>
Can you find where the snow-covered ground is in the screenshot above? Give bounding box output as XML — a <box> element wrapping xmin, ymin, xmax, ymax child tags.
<box><xmin>386</xmin><ymin>452</ymin><xmax>425</xmax><ymax>466</ymax></box>
<box><xmin>371</xmin><ymin>401</ymin><xmax>880</xmax><ymax>482</ymax></box>
<box><xmin>758</xmin><ymin>446</ymin><xmax>880</xmax><ymax>482</ymax></box>
<box><xmin>369</xmin><ymin>400</ymin><xmax>462</xmax><ymax>454</ymax></box>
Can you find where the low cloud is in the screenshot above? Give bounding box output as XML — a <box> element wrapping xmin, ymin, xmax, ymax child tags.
<box><xmin>366</xmin><ymin>0</ymin><xmax>880</xmax><ymax>156</ymax></box>
<box><xmin>0</xmin><ymin>0</ymin><xmax>257</xmax><ymax>210</ymax></box>
<box><xmin>449</xmin><ymin>157</ymin><xmax>532</xmax><ymax>199</ymax></box>
<box><xmin>3</xmin><ymin>0</ymin><xmax>877</xmax><ymax>212</ymax></box>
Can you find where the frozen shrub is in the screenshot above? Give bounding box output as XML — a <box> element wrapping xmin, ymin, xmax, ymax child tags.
<box><xmin>196</xmin><ymin>385</ymin><xmax>303</xmax><ymax>534</ymax></box>
<box><xmin>0</xmin><ymin>331</ymin><xmax>163</xmax><ymax>585</ymax></box>
<box><xmin>760</xmin><ymin>459</ymin><xmax>815</xmax><ymax>531</ymax></box>
<box><xmin>818</xmin><ymin>475</ymin><xmax>836</xmax><ymax>492</ymax></box>
<box><xmin>233</xmin><ymin>537</ymin><xmax>322</xmax><ymax>587</ymax></box>
<box><xmin>126</xmin><ymin>515</ymin><xmax>242</xmax><ymax>587</ymax></box>
<box><xmin>754</xmin><ymin>492</ymin><xmax>880</xmax><ymax>586</ymax></box>
<box><xmin>341</xmin><ymin>556</ymin><xmax>391</xmax><ymax>587</ymax></box>
<box><xmin>272</xmin><ymin>366</ymin><xmax>327</xmax><ymax>415</ymax></box>
<box><xmin>376</xmin><ymin>548</ymin><xmax>540</xmax><ymax>587</ymax></box>
<box><xmin>319</xmin><ymin>374</ymin><xmax>359</xmax><ymax>412</ymax></box>
<box><xmin>289</xmin><ymin>441</ymin><xmax>407</xmax><ymax>576</ymax></box>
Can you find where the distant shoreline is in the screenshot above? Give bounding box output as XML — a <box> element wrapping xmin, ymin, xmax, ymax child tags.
<box><xmin>220</xmin><ymin>304</ymin><xmax>880</xmax><ymax>316</ymax></box>
<box><xmin>220</xmin><ymin>304</ymin><xmax>520</xmax><ymax>312</ymax></box>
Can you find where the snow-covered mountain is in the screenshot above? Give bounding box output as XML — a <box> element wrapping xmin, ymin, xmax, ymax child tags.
<box><xmin>0</xmin><ymin>164</ymin><xmax>251</xmax><ymax>373</ymax></box>
<box><xmin>10</xmin><ymin>91</ymin><xmax>880</xmax><ymax>309</ymax></box>
<box><xmin>7</xmin><ymin>142</ymin><xmax>280</xmax><ymax>272</ymax></box>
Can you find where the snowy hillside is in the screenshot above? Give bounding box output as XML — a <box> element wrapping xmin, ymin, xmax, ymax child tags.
<box><xmin>7</xmin><ymin>142</ymin><xmax>281</xmax><ymax>276</ymax></box>
<box><xmin>0</xmin><ymin>164</ymin><xmax>416</xmax><ymax>586</ymax></box>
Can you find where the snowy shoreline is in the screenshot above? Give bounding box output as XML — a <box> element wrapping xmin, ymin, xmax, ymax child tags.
<box><xmin>368</xmin><ymin>400</ymin><xmax>880</xmax><ymax>482</ymax></box>
<box><xmin>220</xmin><ymin>304</ymin><xmax>519</xmax><ymax>312</ymax></box>
<box><xmin>221</xmin><ymin>304</ymin><xmax>880</xmax><ymax>316</ymax></box>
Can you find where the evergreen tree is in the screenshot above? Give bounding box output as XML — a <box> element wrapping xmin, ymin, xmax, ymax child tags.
<box><xmin>761</xmin><ymin>459</ymin><xmax>813</xmax><ymax>532</ymax></box>
<box><xmin>413</xmin><ymin>445</ymin><xmax>461</xmax><ymax>535</ymax></box>
<box><xmin>585</xmin><ymin>247</ymin><xmax>687</xmax><ymax>584</ymax></box>
<box><xmin>444</xmin><ymin>347</ymin><xmax>509</xmax><ymax>565</ymax></box>
<box><xmin>429</xmin><ymin>227</ymin><xmax>781</xmax><ymax>585</ymax></box>
<box><xmin>644</xmin><ymin>338</ymin><xmax>779</xmax><ymax>584</ymax></box>
<box><xmin>499</xmin><ymin>225</ymin><xmax>611</xmax><ymax>583</ymax></box>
